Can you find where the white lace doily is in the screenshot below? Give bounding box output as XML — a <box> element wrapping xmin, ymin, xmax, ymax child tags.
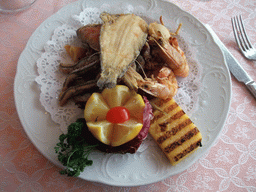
<box><xmin>35</xmin><ymin>5</ymin><xmax>202</xmax><ymax>133</ymax></box>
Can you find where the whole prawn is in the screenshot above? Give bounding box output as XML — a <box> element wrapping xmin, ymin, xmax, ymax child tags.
<box><xmin>148</xmin><ymin>20</ymin><xmax>189</xmax><ymax>78</ymax></box>
<box><xmin>139</xmin><ymin>67</ymin><xmax>178</xmax><ymax>100</ymax></box>
<box><xmin>124</xmin><ymin>66</ymin><xmax>178</xmax><ymax>100</ymax></box>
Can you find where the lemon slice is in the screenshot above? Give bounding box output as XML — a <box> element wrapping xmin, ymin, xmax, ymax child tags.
<box><xmin>102</xmin><ymin>85</ymin><xmax>131</xmax><ymax>108</ymax></box>
<box><xmin>86</xmin><ymin>121</ymin><xmax>114</xmax><ymax>145</ymax></box>
<box><xmin>111</xmin><ymin>119</ymin><xmax>143</xmax><ymax>146</ymax></box>
<box><xmin>123</xmin><ymin>94</ymin><xmax>145</xmax><ymax>121</ymax></box>
<box><xmin>84</xmin><ymin>93</ymin><xmax>110</xmax><ymax>122</ymax></box>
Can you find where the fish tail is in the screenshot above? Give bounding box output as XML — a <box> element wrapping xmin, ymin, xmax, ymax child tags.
<box><xmin>97</xmin><ymin>70</ymin><xmax>118</xmax><ymax>89</ymax></box>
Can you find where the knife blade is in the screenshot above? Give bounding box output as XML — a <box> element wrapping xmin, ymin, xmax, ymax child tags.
<box><xmin>205</xmin><ymin>24</ymin><xmax>256</xmax><ymax>99</ymax></box>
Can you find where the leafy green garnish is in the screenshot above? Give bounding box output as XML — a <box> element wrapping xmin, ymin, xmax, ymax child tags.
<box><xmin>54</xmin><ymin>118</ymin><xmax>98</xmax><ymax>177</ymax></box>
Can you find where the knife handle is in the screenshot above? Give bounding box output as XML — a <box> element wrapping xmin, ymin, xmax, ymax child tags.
<box><xmin>246</xmin><ymin>81</ymin><xmax>256</xmax><ymax>99</ymax></box>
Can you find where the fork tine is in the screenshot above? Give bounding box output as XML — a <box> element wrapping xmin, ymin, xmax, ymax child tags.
<box><xmin>235</xmin><ymin>15</ymin><xmax>248</xmax><ymax>51</ymax></box>
<box><xmin>237</xmin><ymin>15</ymin><xmax>253</xmax><ymax>49</ymax></box>
<box><xmin>231</xmin><ymin>16</ymin><xmax>243</xmax><ymax>51</ymax></box>
<box><xmin>232</xmin><ymin>15</ymin><xmax>256</xmax><ymax>60</ymax></box>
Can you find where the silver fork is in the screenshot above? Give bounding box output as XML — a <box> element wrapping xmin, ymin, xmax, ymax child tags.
<box><xmin>231</xmin><ymin>15</ymin><xmax>256</xmax><ymax>61</ymax></box>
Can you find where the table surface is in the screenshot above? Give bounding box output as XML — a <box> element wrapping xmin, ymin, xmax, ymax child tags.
<box><xmin>1</xmin><ymin>0</ymin><xmax>255</xmax><ymax>191</ymax></box>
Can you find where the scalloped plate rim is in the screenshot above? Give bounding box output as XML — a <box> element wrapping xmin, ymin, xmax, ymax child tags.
<box><xmin>14</xmin><ymin>0</ymin><xmax>232</xmax><ymax>187</ymax></box>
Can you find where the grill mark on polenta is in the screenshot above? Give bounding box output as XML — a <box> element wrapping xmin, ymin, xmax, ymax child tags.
<box><xmin>151</xmin><ymin>99</ymin><xmax>179</xmax><ymax>122</ymax></box>
<box><xmin>157</xmin><ymin>110</ymin><xmax>185</xmax><ymax>132</ymax></box>
<box><xmin>152</xmin><ymin>103</ymin><xmax>178</xmax><ymax>124</ymax></box>
<box><xmin>151</xmin><ymin>112</ymin><xmax>164</xmax><ymax>123</ymax></box>
<box><xmin>171</xmin><ymin>110</ymin><xmax>185</xmax><ymax>120</ymax></box>
<box><xmin>164</xmin><ymin>102</ymin><xmax>178</xmax><ymax>113</ymax></box>
<box><xmin>157</xmin><ymin>118</ymin><xmax>192</xmax><ymax>144</ymax></box>
<box><xmin>154</xmin><ymin>98</ymin><xmax>172</xmax><ymax>107</ymax></box>
<box><xmin>174</xmin><ymin>139</ymin><xmax>202</xmax><ymax>162</ymax></box>
<box><xmin>159</xmin><ymin>122</ymin><xmax>169</xmax><ymax>132</ymax></box>
<box><xmin>164</xmin><ymin>127</ymin><xmax>200</xmax><ymax>153</ymax></box>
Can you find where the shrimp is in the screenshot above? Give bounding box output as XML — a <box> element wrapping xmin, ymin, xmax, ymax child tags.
<box><xmin>148</xmin><ymin>20</ymin><xmax>189</xmax><ymax>77</ymax></box>
<box><xmin>138</xmin><ymin>67</ymin><xmax>178</xmax><ymax>100</ymax></box>
<box><xmin>123</xmin><ymin>66</ymin><xmax>178</xmax><ymax>100</ymax></box>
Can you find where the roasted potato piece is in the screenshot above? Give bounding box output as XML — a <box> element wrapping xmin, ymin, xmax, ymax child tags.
<box><xmin>64</xmin><ymin>45</ymin><xmax>88</xmax><ymax>62</ymax></box>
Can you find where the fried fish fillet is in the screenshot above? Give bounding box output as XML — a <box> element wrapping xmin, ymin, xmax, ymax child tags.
<box><xmin>97</xmin><ymin>13</ymin><xmax>148</xmax><ymax>89</ymax></box>
<box><xmin>149</xmin><ymin>98</ymin><xmax>202</xmax><ymax>165</ymax></box>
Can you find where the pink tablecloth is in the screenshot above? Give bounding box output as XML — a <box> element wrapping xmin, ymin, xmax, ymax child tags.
<box><xmin>1</xmin><ymin>0</ymin><xmax>255</xmax><ymax>191</ymax></box>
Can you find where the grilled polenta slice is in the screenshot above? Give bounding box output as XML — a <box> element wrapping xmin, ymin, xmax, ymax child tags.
<box><xmin>149</xmin><ymin>98</ymin><xmax>202</xmax><ymax>165</ymax></box>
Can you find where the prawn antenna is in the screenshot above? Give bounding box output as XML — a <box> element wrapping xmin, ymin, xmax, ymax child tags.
<box><xmin>88</xmin><ymin>51</ymin><xmax>100</xmax><ymax>58</ymax></box>
<box><xmin>150</xmin><ymin>101</ymin><xmax>168</xmax><ymax>115</ymax></box>
<box><xmin>135</xmin><ymin>60</ymin><xmax>148</xmax><ymax>79</ymax></box>
<box><xmin>159</xmin><ymin>16</ymin><xmax>164</xmax><ymax>25</ymax></box>
<box><xmin>170</xmin><ymin>23</ymin><xmax>182</xmax><ymax>36</ymax></box>
<box><xmin>159</xmin><ymin>16</ymin><xmax>182</xmax><ymax>36</ymax></box>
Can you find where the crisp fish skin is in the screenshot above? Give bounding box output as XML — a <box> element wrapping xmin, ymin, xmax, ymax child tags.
<box><xmin>97</xmin><ymin>13</ymin><xmax>148</xmax><ymax>89</ymax></box>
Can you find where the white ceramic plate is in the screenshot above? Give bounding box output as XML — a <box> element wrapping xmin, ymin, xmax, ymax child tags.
<box><xmin>14</xmin><ymin>0</ymin><xmax>231</xmax><ymax>187</ymax></box>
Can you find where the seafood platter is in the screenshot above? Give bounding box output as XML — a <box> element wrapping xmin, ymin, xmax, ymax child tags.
<box><xmin>14</xmin><ymin>0</ymin><xmax>231</xmax><ymax>186</ymax></box>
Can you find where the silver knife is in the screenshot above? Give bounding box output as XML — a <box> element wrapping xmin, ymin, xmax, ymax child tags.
<box><xmin>205</xmin><ymin>24</ymin><xmax>256</xmax><ymax>99</ymax></box>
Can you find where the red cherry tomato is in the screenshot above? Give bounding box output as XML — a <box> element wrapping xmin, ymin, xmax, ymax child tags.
<box><xmin>106</xmin><ymin>106</ymin><xmax>130</xmax><ymax>124</ymax></box>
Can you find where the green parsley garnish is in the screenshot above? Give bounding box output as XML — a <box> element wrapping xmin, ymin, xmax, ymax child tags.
<box><xmin>54</xmin><ymin>118</ymin><xmax>98</xmax><ymax>177</ymax></box>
